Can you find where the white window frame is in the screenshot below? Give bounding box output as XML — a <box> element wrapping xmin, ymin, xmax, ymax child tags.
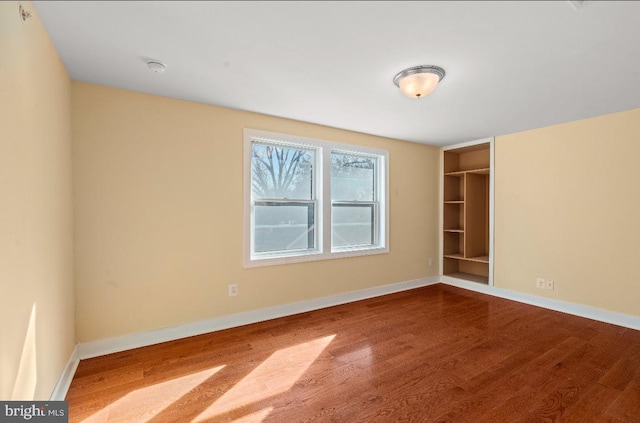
<box><xmin>244</xmin><ymin>128</ymin><xmax>389</xmax><ymax>268</ymax></box>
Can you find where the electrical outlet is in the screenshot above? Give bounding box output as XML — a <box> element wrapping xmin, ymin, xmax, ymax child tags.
<box><xmin>428</xmin><ymin>257</ymin><xmax>433</xmax><ymax>267</ymax></box>
<box><xmin>536</xmin><ymin>278</ymin><xmax>545</xmax><ymax>289</ymax></box>
<box><xmin>545</xmin><ymin>279</ymin><xmax>554</xmax><ymax>290</ymax></box>
<box><xmin>228</xmin><ymin>284</ymin><xmax>238</xmax><ymax>296</ymax></box>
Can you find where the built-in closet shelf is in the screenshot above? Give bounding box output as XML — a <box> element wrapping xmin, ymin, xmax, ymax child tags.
<box><xmin>443</xmin><ymin>253</ymin><xmax>464</xmax><ymax>260</ymax></box>
<box><xmin>442</xmin><ymin>142</ymin><xmax>491</xmax><ymax>285</ymax></box>
<box><xmin>444</xmin><ymin>167</ymin><xmax>490</xmax><ymax>177</ymax></box>
<box><xmin>468</xmin><ymin>255</ymin><xmax>489</xmax><ymax>263</ymax></box>
<box><xmin>443</xmin><ymin>254</ymin><xmax>489</xmax><ymax>264</ymax></box>
<box><xmin>445</xmin><ymin>272</ymin><xmax>489</xmax><ymax>285</ymax></box>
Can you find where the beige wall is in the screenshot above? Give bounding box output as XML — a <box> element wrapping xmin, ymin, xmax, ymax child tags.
<box><xmin>2</xmin><ymin>0</ymin><xmax>637</xmax><ymax>398</ymax></box>
<box><xmin>0</xmin><ymin>2</ymin><xmax>75</xmax><ymax>400</ymax></box>
<box><xmin>494</xmin><ymin>108</ymin><xmax>640</xmax><ymax>317</ymax></box>
<box><xmin>71</xmin><ymin>82</ymin><xmax>440</xmax><ymax>342</ymax></box>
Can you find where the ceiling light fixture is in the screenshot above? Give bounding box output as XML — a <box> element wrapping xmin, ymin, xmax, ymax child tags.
<box><xmin>146</xmin><ymin>61</ymin><xmax>167</xmax><ymax>74</ymax></box>
<box><xmin>393</xmin><ymin>65</ymin><xmax>446</xmax><ymax>99</ymax></box>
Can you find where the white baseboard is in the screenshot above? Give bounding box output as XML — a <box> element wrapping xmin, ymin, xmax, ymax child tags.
<box><xmin>441</xmin><ymin>276</ymin><xmax>640</xmax><ymax>331</ymax></box>
<box><xmin>78</xmin><ymin>276</ymin><xmax>440</xmax><ymax>359</ymax></box>
<box><xmin>63</xmin><ymin>274</ymin><xmax>637</xmax><ymax>392</ymax></box>
<box><xmin>49</xmin><ymin>345</ymin><xmax>79</xmax><ymax>401</ymax></box>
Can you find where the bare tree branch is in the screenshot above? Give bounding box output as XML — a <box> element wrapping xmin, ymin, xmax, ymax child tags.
<box><xmin>251</xmin><ymin>144</ymin><xmax>312</xmax><ymax>198</ymax></box>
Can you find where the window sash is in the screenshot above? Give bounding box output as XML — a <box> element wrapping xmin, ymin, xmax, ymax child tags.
<box><xmin>252</xmin><ymin>200</ymin><xmax>317</xmax><ymax>256</ymax></box>
<box><xmin>251</xmin><ymin>141</ymin><xmax>316</xmax><ymax>201</ymax></box>
<box><xmin>331</xmin><ymin>201</ymin><xmax>378</xmax><ymax>249</ymax></box>
<box><xmin>330</xmin><ymin>152</ymin><xmax>378</xmax><ymax>202</ymax></box>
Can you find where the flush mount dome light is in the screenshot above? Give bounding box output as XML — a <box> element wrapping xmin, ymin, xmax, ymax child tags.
<box><xmin>393</xmin><ymin>65</ymin><xmax>446</xmax><ymax>99</ymax></box>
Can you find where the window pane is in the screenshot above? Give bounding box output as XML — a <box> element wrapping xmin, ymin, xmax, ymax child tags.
<box><xmin>252</xmin><ymin>143</ymin><xmax>313</xmax><ymax>200</ymax></box>
<box><xmin>254</xmin><ymin>203</ymin><xmax>315</xmax><ymax>253</ymax></box>
<box><xmin>331</xmin><ymin>153</ymin><xmax>375</xmax><ymax>201</ymax></box>
<box><xmin>332</xmin><ymin>204</ymin><xmax>374</xmax><ymax>248</ymax></box>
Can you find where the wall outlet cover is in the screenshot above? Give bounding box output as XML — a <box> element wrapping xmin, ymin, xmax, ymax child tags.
<box><xmin>228</xmin><ymin>284</ymin><xmax>238</xmax><ymax>296</ymax></box>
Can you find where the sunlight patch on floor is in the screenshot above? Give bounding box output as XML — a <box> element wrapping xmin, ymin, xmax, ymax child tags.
<box><xmin>230</xmin><ymin>406</ymin><xmax>274</xmax><ymax>423</ymax></box>
<box><xmin>81</xmin><ymin>365</ymin><xmax>225</xmax><ymax>423</ymax></box>
<box><xmin>192</xmin><ymin>335</ymin><xmax>335</xmax><ymax>422</ymax></box>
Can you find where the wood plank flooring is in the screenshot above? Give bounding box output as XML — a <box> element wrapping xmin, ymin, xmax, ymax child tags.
<box><xmin>66</xmin><ymin>284</ymin><xmax>640</xmax><ymax>422</ymax></box>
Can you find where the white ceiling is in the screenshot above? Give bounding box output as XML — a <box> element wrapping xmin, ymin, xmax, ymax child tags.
<box><xmin>34</xmin><ymin>1</ymin><xmax>640</xmax><ymax>146</ymax></box>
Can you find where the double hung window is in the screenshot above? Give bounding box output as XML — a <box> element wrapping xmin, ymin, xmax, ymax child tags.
<box><xmin>331</xmin><ymin>152</ymin><xmax>379</xmax><ymax>249</ymax></box>
<box><xmin>251</xmin><ymin>142</ymin><xmax>317</xmax><ymax>256</ymax></box>
<box><xmin>244</xmin><ymin>129</ymin><xmax>388</xmax><ymax>267</ymax></box>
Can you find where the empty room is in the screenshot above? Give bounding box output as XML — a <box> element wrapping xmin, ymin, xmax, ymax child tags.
<box><xmin>2</xmin><ymin>1</ymin><xmax>639</xmax><ymax>422</ymax></box>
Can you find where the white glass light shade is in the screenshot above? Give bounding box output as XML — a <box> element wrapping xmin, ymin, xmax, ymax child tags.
<box><xmin>393</xmin><ymin>65</ymin><xmax>446</xmax><ymax>99</ymax></box>
<box><xmin>399</xmin><ymin>72</ymin><xmax>440</xmax><ymax>98</ymax></box>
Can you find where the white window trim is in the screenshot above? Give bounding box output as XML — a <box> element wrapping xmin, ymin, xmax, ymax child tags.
<box><xmin>243</xmin><ymin>128</ymin><xmax>389</xmax><ymax>268</ymax></box>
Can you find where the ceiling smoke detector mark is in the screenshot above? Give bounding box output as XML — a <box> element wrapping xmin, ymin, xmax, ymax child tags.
<box><xmin>145</xmin><ymin>60</ymin><xmax>167</xmax><ymax>74</ymax></box>
<box><xmin>568</xmin><ymin>1</ymin><xmax>594</xmax><ymax>10</ymax></box>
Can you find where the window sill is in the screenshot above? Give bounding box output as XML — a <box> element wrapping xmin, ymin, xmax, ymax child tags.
<box><xmin>244</xmin><ymin>246</ymin><xmax>389</xmax><ymax>268</ymax></box>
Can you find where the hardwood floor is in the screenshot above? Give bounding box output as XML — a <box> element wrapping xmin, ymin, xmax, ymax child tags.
<box><xmin>66</xmin><ymin>284</ymin><xmax>640</xmax><ymax>422</ymax></box>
